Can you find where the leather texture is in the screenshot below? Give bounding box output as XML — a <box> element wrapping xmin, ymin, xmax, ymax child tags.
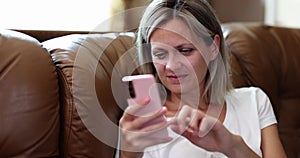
<box><xmin>0</xmin><ymin>22</ymin><xmax>299</xmax><ymax>158</ymax></box>
<box><xmin>42</xmin><ymin>33</ymin><xmax>137</xmax><ymax>158</ymax></box>
<box><xmin>223</xmin><ymin>22</ymin><xmax>300</xmax><ymax>158</ymax></box>
<box><xmin>0</xmin><ymin>30</ymin><xmax>60</xmax><ymax>157</ymax></box>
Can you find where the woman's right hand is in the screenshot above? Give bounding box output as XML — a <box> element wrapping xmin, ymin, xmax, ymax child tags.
<box><xmin>119</xmin><ymin>97</ymin><xmax>172</xmax><ymax>158</ymax></box>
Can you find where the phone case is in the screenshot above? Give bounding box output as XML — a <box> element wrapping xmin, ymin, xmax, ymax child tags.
<box><xmin>122</xmin><ymin>74</ymin><xmax>169</xmax><ymax>138</ymax></box>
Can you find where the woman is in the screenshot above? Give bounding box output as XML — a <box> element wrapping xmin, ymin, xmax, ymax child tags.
<box><xmin>118</xmin><ymin>0</ymin><xmax>287</xmax><ymax>158</ymax></box>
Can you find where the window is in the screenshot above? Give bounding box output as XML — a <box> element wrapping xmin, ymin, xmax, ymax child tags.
<box><xmin>0</xmin><ymin>0</ymin><xmax>113</xmax><ymax>31</ymax></box>
<box><xmin>265</xmin><ymin>0</ymin><xmax>300</xmax><ymax>28</ymax></box>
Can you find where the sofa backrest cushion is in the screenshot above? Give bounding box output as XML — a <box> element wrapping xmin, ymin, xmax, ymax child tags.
<box><xmin>0</xmin><ymin>30</ymin><xmax>60</xmax><ymax>157</ymax></box>
<box><xmin>42</xmin><ymin>33</ymin><xmax>137</xmax><ymax>158</ymax></box>
<box><xmin>222</xmin><ymin>22</ymin><xmax>300</xmax><ymax>158</ymax></box>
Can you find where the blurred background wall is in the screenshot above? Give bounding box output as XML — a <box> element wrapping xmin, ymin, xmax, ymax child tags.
<box><xmin>111</xmin><ymin>0</ymin><xmax>300</xmax><ymax>31</ymax></box>
<box><xmin>210</xmin><ymin>0</ymin><xmax>265</xmax><ymax>23</ymax></box>
<box><xmin>112</xmin><ymin>0</ymin><xmax>265</xmax><ymax>31</ymax></box>
<box><xmin>2</xmin><ymin>0</ymin><xmax>298</xmax><ymax>31</ymax></box>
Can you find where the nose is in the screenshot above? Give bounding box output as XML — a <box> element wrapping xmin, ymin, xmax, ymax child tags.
<box><xmin>165</xmin><ymin>52</ymin><xmax>183</xmax><ymax>71</ymax></box>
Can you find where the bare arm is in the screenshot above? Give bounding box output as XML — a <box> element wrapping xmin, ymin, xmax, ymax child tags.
<box><xmin>120</xmin><ymin>151</ymin><xmax>143</xmax><ymax>158</ymax></box>
<box><xmin>224</xmin><ymin>135</ymin><xmax>261</xmax><ymax>158</ymax></box>
<box><xmin>208</xmin><ymin>124</ymin><xmax>287</xmax><ymax>158</ymax></box>
<box><xmin>261</xmin><ymin>124</ymin><xmax>287</xmax><ymax>158</ymax></box>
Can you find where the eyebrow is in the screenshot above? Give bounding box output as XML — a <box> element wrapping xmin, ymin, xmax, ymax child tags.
<box><xmin>151</xmin><ymin>43</ymin><xmax>193</xmax><ymax>49</ymax></box>
<box><xmin>174</xmin><ymin>43</ymin><xmax>194</xmax><ymax>49</ymax></box>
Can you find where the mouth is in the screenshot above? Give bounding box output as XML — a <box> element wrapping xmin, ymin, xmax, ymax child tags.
<box><xmin>166</xmin><ymin>74</ymin><xmax>188</xmax><ymax>83</ymax></box>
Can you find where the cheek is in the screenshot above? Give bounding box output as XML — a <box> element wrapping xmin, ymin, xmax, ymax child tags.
<box><xmin>188</xmin><ymin>56</ymin><xmax>208</xmax><ymax>79</ymax></box>
<box><xmin>192</xmin><ymin>59</ymin><xmax>207</xmax><ymax>72</ymax></box>
<box><xmin>153</xmin><ymin>63</ymin><xmax>165</xmax><ymax>75</ymax></box>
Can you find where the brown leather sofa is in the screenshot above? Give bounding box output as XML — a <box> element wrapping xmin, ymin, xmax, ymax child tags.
<box><xmin>222</xmin><ymin>23</ymin><xmax>300</xmax><ymax>158</ymax></box>
<box><xmin>1</xmin><ymin>22</ymin><xmax>299</xmax><ymax>158</ymax></box>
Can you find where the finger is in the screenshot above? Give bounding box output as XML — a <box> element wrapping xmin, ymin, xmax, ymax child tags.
<box><xmin>170</xmin><ymin>122</ymin><xmax>196</xmax><ymax>133</ymax></box>
<box><xmin>131</xmin><ymin>106</ymin><xmax>167</xmax><ymax>129</ymax></box>
<box><xmin>171</xmin><ymin>124</ymin><xmax>197</xmax><ymax>140</ymax></box>
<box><xmin>170</xmin><ymin>124</ymin><xmax>185</xmax><ymax>135</ymax></box>
<box><xmin>140</xmin><ymin>136</ymin><xmax>172</xmax><ymax>148</ymax></box>
<box><xmin>189</xmin><ymin>109</ymin><xmax>205</xmax><ymax>131</ymax></box>
<box><xmin>140</xmin><ymin>117</ymin><xmax>171</xmax><ymax>133</ymax></box>
<box><xmin>124</xmin><ymin>122</ymin><xmax>170</xmax><ymax>143</ymax></box>
<box><xmin>123</xmin><ymin>135</ymin><xmax>173</xmax><ymax>152</ymax></box>
<box><xmin>199</xmin><ymin>115</ymin><xmax>219</xmax><ymax>137</ymax></box>
<box><xmin>122</xmin><ymin>97</ymin><xmax>151</xmax><ymax>120</ymax></box>
<box><xmin>176</xmin><ymin>105</ymin><xmax>192</xmax><ymax>126</ymax></box>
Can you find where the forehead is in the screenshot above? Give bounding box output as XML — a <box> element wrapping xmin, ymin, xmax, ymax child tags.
<box><xmin>150</xmin><ymin>19</ymin><xmax>193</xmax><ymax>44</ymax></box>
<box><xmin>159</xmin><ymin>19</ymin><xmax>191</xmax><ymax>35</ymax></box>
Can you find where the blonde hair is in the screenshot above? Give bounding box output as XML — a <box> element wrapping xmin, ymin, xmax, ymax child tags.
<box><xmin>136</xmin><ymin>0</ymin><xmax>233</xmax><ymax>105</ymax></box>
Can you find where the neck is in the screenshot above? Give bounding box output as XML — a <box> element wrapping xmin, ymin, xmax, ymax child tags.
<box><xmin>164</xmin><ymin>80</ymin><xmax>208</xmax><ymax>117</ymax></box>
<box><xmin>164</xmin><ymin>91</ymin><xmax>209</xmax><ymax>117</ymax></box>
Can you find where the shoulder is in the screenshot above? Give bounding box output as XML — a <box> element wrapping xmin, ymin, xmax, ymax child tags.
<box><xmin>226</xmin><ymin>86</ymin><xmax>269</xmax><ymax>101</ymax></box>
<box><xmin>225</xmin><ymin>86</ymin><xmax>272</xmax><ymax>114</ymax></box>
<box><xmin>226</xmin><ymin>86</ymin><xmax>277</xmax><ymax>128</ymax></box>
<box><xmin>229</xmin><ymin>86</ymin><xmax>265</xmax><ymax>95</ymax></box>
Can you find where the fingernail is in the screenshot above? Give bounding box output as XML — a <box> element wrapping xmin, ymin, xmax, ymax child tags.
<box><xmin>161</xmin><ymin>106</ymin><xmax>167</xmax><ymax>112</ymax></box>
<box><xmin>145</xmin><ymin>96</ymin><xmax>151</xmax><ymax>101</ymax></box>
<box><xmin>166</xmin><ymin>117</ymin><xmax>172</xmax><ymax>122</ymax></box>
<box><xmin>166</xmin><ymin>117</ymin><xmax>175</xmax><ymax>124</ymax></box>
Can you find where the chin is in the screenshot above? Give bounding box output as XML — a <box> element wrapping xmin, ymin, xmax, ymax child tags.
<box><xmin>169</xmin><ymin>83</ymin><xmax>201</xmax><ymax>96</ymax></box>
<box><xmin>166</xmin><ymin>85</ymin><xmax>189</xmax><ymax>95</ymax></box>
<box><xmin>164</xmin><ymin>84</ymin><xmax>180</xmax><ymax>93</ymax></box>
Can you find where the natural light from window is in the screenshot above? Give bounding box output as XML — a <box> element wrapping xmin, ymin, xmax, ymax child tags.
<box><xmin>0</xmin><ymin>0</ymin><xmax>112</xmax><ymax>31</ymax></box>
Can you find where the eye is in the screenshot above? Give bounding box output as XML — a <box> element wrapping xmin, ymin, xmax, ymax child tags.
<box><xmin>152</xmin><ymin>49</ymin><xmax>168</xmax><ymax>59</ymax></box>
<box><xmin>179</xmin><ymin>48</ymin><xmax>194</xmax><ymax>56</ymax></box>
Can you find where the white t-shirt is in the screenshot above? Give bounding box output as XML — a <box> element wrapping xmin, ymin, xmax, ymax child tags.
<box><xmin>142</xmin><ymin>87</ymin><xmax>277</xmax><ymax>158</ymax></box>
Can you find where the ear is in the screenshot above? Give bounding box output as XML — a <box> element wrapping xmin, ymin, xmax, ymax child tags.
<box><xmin>209</xmin><ymin>34</ymin><xmax>220</xmax><ymax>61</ymax></box>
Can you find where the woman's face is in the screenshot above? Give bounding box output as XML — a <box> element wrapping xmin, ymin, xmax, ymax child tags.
<box><xmin>150</xmin><ymin>19</ymin><xmax>217</xmax><ymax>95</ymax></box>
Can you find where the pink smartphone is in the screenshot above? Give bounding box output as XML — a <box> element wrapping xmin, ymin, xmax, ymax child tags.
<box><xmin>122</xmin><ymin>74</ymin><xmax>169</xmax><ymax>138</ymax></box>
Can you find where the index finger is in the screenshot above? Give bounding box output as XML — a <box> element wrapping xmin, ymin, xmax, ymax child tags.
<box><xmin>176</xmin><ymin>105</ymin><xmax>193</xmax><ymax>125</ymax></box>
